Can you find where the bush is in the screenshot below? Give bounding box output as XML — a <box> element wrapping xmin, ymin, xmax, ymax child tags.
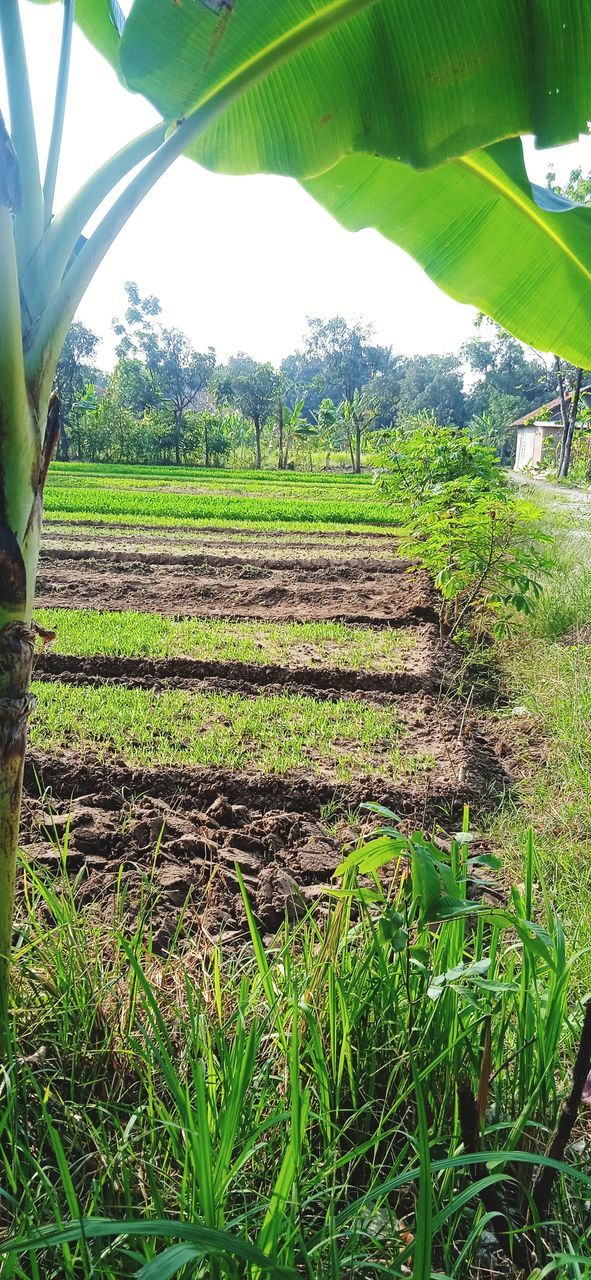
<box><xmin>378</xmin><ymin>417</ymin><xmax>553</xmax><ymax>634</ymax></box>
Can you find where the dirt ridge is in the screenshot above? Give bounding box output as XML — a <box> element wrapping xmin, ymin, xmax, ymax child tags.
<box><xmin>34</xmin><ymin>645</ymin><xmax>449</xmax><ymax>700</ymax></box>
<box><xmin>40</xmin><ymin>546</ymin><xmax>413</xmax><ymax>576</ymax></box>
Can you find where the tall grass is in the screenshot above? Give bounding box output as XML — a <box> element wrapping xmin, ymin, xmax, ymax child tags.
<box><xmin>2</xmin><ymin>825</ymin><xmax>590</xmax><ymax>1278</ymax></box>
<box><xmin>489</xmin><ymin>492</ymin><xmax>591</xmax><ymax>988</ymax></box>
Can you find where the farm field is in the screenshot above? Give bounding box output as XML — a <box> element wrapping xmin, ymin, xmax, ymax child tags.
<box><xmin>23</xmin><ymin>463</ymin><xmax>509</xmax><ymax>938</ymax></box>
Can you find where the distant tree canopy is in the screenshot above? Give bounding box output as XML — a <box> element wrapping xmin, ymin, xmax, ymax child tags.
<box><xmin>215</xmin><ymin>354</ymin><xmax>280</xmax><ymax>469</ymax></box>
<box><xmin>63</xmin><ymin>290</ymin><xmax>581</xmax><ymax>471</ymax></box>
<box><xmin>113</xmin><ymin>282</ymin><xmax>216</xmax><ymax>463</ymax></box>
<box><xmin>54</xmin><ymin>321</ymin><xmax>101</xmax><ymax>459</ymax></box>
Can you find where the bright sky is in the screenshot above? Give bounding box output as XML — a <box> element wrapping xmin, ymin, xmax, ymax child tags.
<box><xmin>4</xmin><ymin>2</ymin><xmax>591</xmax><ymax>370</ymax></box>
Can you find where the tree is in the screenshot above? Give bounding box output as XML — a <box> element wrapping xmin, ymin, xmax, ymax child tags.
<box><xmin>54</xmin><ymin>321</ymin><xmax>100</xmax><ymax>459</ymax></box>
<box><xmin>299</xmin><ymin>317</ymin><xmax>389</xmax><ymax>470</ymax></box>
<box><xmin>462</xmin><ymin>317</ymin><xmax>556</xmax><ymax>462</ymax></box>
<box><xmin>216</xmin><ymin>355</ymin><xmax>279</xmax><ymax>469</ymax></box>
<box><xmin>396</xmin><ymin>354</ymin><xmax>467</xmax><ymax>427</ymax></box>
<box><xmin>114</xmin><ymin>283</ymin><xmax>216</xmax><ymax>464</ymax></box>
<box><xmin>106</xmin><ymin>356</ymin><xmax>160</xmax><ymax>419</ymax></box>
<box><xmin>0</xmin><ymin>0</ymin><xmax>591</xmax><ymax>1022</ymax></box>
<box><xmin>545</xmin><ymin>169</ymin><xmax>591</xmax><ymax>477</ymax></box>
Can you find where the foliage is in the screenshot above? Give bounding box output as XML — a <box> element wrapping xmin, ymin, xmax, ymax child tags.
<box><xmin>54</xmin><ymin>321</ymin><xmax>101</xmax><ymax>459</ymax></box>
<box><xmin>396</xmin><ymin>353</ymin><xmax>467</xmax><ymax>427</ymax></box>
<box><xmin>113</xmin><ymin>282</ymin><xmax>217</xmax><ymax>463</ymax></box>
<box><xmin>55</xmin><ymin>308</ymin><xmax>591</xmax><ymax>472</ymax></box>
<box><xmin>379</xmin><ymin>418</ymin><xmax>553</xmax><ymax>633</ymax></box>
<box><xmin>489</xmin><ymin>490</ymin><xmax>591</xmax><ymax>991</ymax></box>
<box><xmin>215</xmin><ymin>355</ymin><xmax>279</xmax><ymax>469</ymax></box>
<box><xmin>3</xmin><ymin>821</ymin><xmax>589</xmax><ymax>1277</ymax></box>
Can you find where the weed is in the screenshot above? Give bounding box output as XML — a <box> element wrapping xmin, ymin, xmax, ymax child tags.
<box><xmin>2</xmin><ymin>828</ymin><xmax>589</xmax><ymax>1277</ymax></box>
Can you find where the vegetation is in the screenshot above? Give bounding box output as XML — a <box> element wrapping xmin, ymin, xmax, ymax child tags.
<box><xmin>44</xmin><ymin>466</ymin><xmax>397</xmax><ymax>527</ymax></box>
<box><xmin>57</xmin><ymin>304</ymin><xmax>569</xmax><ymax>472</ymax></box>
<box><xmin>2</xmin><ymin>3</ymin><xmax>591</xmax><ymax>1276</ymax></box>
<box><xmin>489</xmin><ymin>490</ymin><xmax>591</xmax><ymax>989</ymax></box>
<box><xmin>378</xmin><ymin>419</ymin><xmax>552</xmax><ymax>634</ymax></box>
<box><xmin>2</xmin><ymin>822</ymin><xmax>589</xmax><ymax>1278</ymax></box>
<box><xmin>34</xmin><ymin>609</ymin><xmax>417</xmax><ymax>672</ymax></box>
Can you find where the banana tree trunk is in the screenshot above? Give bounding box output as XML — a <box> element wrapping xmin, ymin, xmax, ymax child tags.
<box><xmin>0</xmin><ymin>200</ymin><xmax>49</xmax><ymax>1027</ymax></box>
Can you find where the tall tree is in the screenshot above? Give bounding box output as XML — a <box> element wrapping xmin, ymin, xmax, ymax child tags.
<box><xmin>462</xmin><ymin>317</ymin><xmax>556</xmax><ymax>461</ymax></box>
<box><xmin>545</xmin><ymin>169</ymin><xmax>591</xmax><ymax>477</ymax></box>
<box><xmin>396</xmin><ymin>354</ymin><xmax>467</xmax><ymax>426</ymax></box>
<box><xmin>299</xmin><ymin>317</ymin><xmax>390</xmax><ymax>470</ymax></box>
<box><xmin>114</xmin><ymin>283</ymin><xmax>216</xmax><ymax>464</ymax></box>
<box><xmin>54</xmin><ymin>321</ymin><xmax>100</xmax><ymax>460</ymax></box>
<box><xmin>216</xmin><ymin>355</ymin><xmax>279</xmax><ymax>469</ymax></box>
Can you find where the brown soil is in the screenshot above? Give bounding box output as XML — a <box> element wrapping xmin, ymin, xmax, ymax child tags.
<box><xmin>22</xmin><ymin>724</ymin><xmax>510</xmax><ymax>944</ymax></box>
<box><xmin>35</xmin><ymin>548</ymin><xmax>435</xmax><ymax>624</ymax></box>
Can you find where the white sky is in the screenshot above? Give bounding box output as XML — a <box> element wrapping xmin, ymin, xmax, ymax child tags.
<box><xmin>4</xmin><ymin>2</ymin><xmax>591</xmax><ymax>369</ymax></box>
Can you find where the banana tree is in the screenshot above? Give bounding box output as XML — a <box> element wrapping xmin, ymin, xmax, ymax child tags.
<box><xmin>2</xmin><ymin>0</ymin><xmax>591</xmax><ymax>1014</ymax></box>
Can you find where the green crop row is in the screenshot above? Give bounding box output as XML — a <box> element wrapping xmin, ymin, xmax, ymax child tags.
<box><xmin>43</xmin><ymin>484</ymin><xmax>395</xmax><ymax>526</ymax></box>
<box><xmin>30</xmin><ymin>682</ymin><xmax>430</xmax><ymax>781</ymax></box>
<box><xmin>35</xmin><ymin>608</ymin><xmax>418</xmax><ymax>672</ymax></box>
<box><xmin>50</xmin><ymin>462</ymin><xmax>372</xmax><ymax>486</ymax></box>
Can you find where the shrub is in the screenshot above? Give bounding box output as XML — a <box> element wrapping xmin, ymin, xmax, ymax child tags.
<box><xmin>378</xmin><ymin>417</ymin><xmax>553</xmax><ymax>634</ymax></box>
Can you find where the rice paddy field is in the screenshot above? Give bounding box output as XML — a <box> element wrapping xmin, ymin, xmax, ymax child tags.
<box><xmin>10</xmin><ymin>462</ymin><xmax>591</xmax><ymax>1280</ymax></box>
<box><xmin>25</xmin><ymin>460</ymin><xmax>505</xmax><ymax>932</ymax></box>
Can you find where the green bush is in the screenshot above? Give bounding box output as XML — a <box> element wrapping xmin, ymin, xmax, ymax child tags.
<box><xmin>378</xmin><ymin>417</ymin><xmax>553</xmax><ymax>634</ymax></box>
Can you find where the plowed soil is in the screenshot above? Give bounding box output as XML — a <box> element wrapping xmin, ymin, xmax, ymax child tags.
<box><xmin>35</xmin><ymin>549</ymin><xmax>434</xmax><ymax>624</ymax></box>
<box><xmin>23</xmin><ymin>515</ymin><xmax>511</xmax><ymax>941</ymax></box>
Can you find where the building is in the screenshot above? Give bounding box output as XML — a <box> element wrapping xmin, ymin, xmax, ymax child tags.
<box><xmin>512</xmin><ymin>386</ymin><xmax>591</xmax><ymax>472</ymax></box>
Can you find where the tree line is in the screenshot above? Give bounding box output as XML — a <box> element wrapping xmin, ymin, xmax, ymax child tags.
<box><xmin>56</xmin><ymin>280</ymin><xmax>585</xmax><ymax>473</ymax></box>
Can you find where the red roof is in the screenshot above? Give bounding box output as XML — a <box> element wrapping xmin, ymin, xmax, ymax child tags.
<box><xmin>511</xmin><ymin>386</ymin><xmax>591</xmax><ymax>427</ymax></box>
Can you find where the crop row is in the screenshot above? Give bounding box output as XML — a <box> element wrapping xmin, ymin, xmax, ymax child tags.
<box><xmin>43</xmin><ymin>486</ymin><xmax>395</xmax><ymax>526</ymax></box>
<box><xmin>30</xmin><ymin>682</ymin><xmax>431</xmax><ymax>781</ymax></box>
<box><xmin>35</xmin><ymin>608</ymin><xmax>417</xmax><ymax>672</ymax></box>
<box><xmin>50</xmin><ymin>462</ymin><xmax>373</xmax><ymax>487</ymax></box>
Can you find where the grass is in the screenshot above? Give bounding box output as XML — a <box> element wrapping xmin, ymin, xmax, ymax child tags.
<box><xmin>50</xmin><ymin>462</ymin><xmax>375</xmax><ymax>486</ymax></box>
<box><xmin>3</xmin><ymin>828</ymin><xmax>589</xmax><ymax>1279</ymax></box>
<box><xmin>487</xmin><ymin>489</ymin><xmax>591</xmax><ymax>987</ymax></box>
<box><xmin>34</xmin><ymin>609</ymin><xmax>418</xmax><ymax>672</ymax></box>
<box><xmin>29</xmin><ymin>682</ymin><xmax>427</xmax><ymax>781</ymax></box>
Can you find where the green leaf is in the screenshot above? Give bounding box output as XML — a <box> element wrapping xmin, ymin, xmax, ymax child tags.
<box><xmin>137</xmin><ymin>1244</ymin><xmax>202</xmax><ymax>1280</ymax></box>
<box><xmin>410</xmin><ymin>841</ymin><xmax>441</xmax><ymax>923</ymax></box>
<box><xmin>118</xmin><ymin>0</ymin><xmax>591</xmax><ymax>171</ymax></box>
<box><xmin>35</xmin><ymin>2</ymin><xmax>591</xmax><ymax>362</ymax></box>
<box><xmin>0</xmin><ymin>1218</ymin><xmax>298</xmax><ymax>1277</ymax></box>
<box><xmin>304</xmin><ymin>140</ymin><xmax>591</xmax><ymax>367</ymax></box>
